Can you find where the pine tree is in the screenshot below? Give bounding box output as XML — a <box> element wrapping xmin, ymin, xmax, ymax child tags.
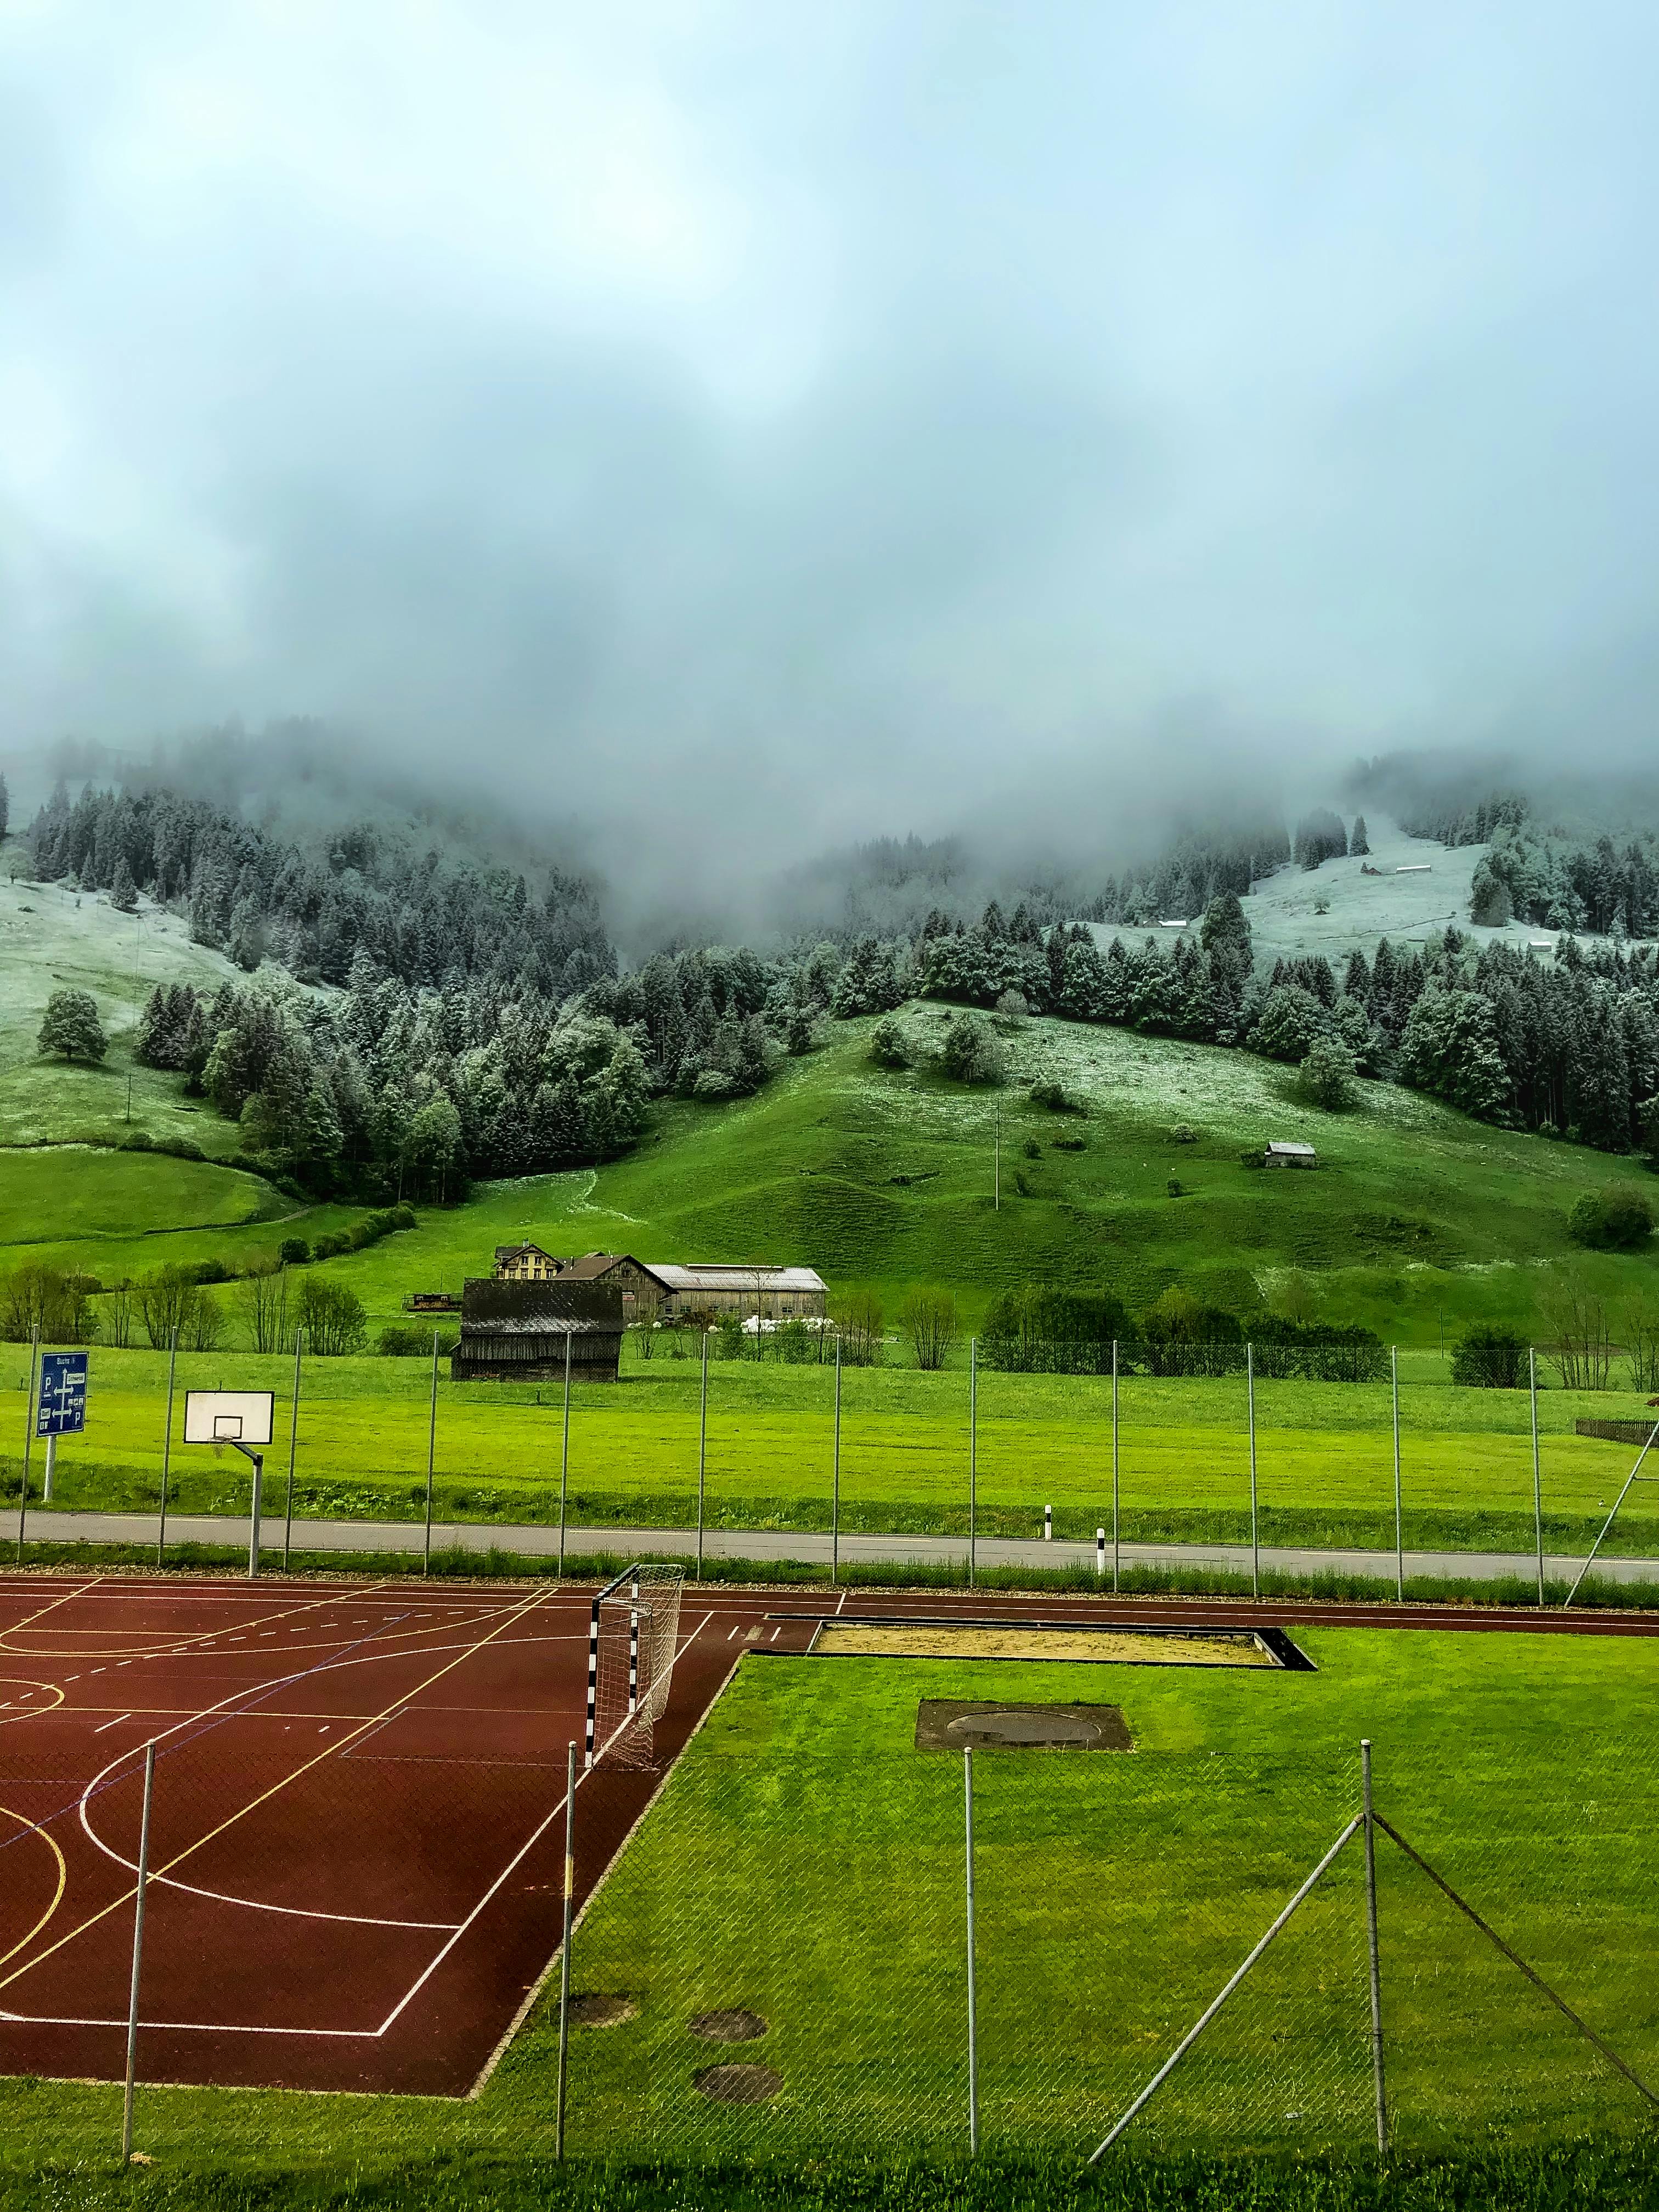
<box><xmin>1348</xmin><ymin>814</ymin><xmax>1370</xmax><ymax>856</ymax></box>
<box><xmin>110</xmin><ymin>854</ymin><xmax>138</xmax><ymax>912</ymax></box>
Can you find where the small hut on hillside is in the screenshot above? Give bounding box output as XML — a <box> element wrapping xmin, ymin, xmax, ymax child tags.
<box><xmin>450</xmin><ymin>1279</ymin><xmax>624</xmax><ymax>1383</ymax></box>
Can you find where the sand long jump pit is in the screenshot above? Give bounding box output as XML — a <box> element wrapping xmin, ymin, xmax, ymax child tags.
<box><xmin>806</xmin><ymin>1617</ymin><xmax>1312</xmax><ymax>1668</ymax></box>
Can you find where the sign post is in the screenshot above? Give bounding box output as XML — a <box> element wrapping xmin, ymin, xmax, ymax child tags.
<box><xmin>36</xmin><ymin>1351</ymin><xmax>89</xmax><ymax>1506</ymax></box>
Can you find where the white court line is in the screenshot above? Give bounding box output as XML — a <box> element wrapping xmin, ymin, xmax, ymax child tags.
<box><xmin>9</xmin><ymin>1588</ymin><xmax>715</xmax><ymax>2044</ymax></box>
<box><xmin>375</xmin><ymin>1601</ymin><xmax>713</xmax><ymax>2038</ymax></box>
<box><xmin>0</xmin><ymin>2007</ymin><xmax>375</xmax><ymax>2038</ymax></box>
<box><xmin>836</xmin><ymin>1589</ymin><xmax>849</xmax><ymax>1615</ymax></box>
<box><xmin>71</xmin><ymin>1603</ymin><xmax>555</xmax><ymax>1935</ymax></box>
<box><xmin>92</xmin><ymin>1713</ymin><xmax>131</xmax><ymax>1734</ymax></box>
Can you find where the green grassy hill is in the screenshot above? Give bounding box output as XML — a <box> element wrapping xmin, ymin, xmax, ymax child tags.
<box><xmin>4</xmin><ymin>971</ymin><xmax>1656</xmax><ymax>1344</ymax></box>
<box><xmin>0</xmin><ymin>830</ymin><xmax>248</xmax><ymax>1155</ymax></box>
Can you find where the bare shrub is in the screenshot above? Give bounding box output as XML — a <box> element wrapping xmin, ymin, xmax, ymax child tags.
<box><xmin>1542</xmin><ymin>1277</ymin><xmax>1613</xmax><ymax>1391</ymax></box>
<box><xmin>900</xmin><ymin>1288</ymin><xmax>958</xmax><ymax>1372</ymax></box>
<box><xmin>833</xmin><ymin>1288</ymin><xmax>885</xmax><ymax>1367</ymax></box>
<box><xmin>236</xmin><ymin>1260</ymin><xmax>290</xmax><ymax>1355</ymax></box>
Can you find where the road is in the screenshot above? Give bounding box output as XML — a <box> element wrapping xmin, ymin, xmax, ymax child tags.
<box><xmin>11</xmin><ymin>1505</ymin><xmax>1658</xmax><ymax>1588</ymax></box>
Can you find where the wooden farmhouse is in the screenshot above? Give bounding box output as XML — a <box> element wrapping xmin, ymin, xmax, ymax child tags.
<box><xmin>450</xmin><ymin>1279</ymin><xmax>624</xmax><ymax>1383</ymax></box>
<box><xmin>1264</xmin><ymin>1141</ymin><xmax>1318</xmax><ymax>1170</ymax></box>
<box><xmin>557</xmin><ymin>1254</ymin><xmax>828</xmax><ymax>1322</ymax></box>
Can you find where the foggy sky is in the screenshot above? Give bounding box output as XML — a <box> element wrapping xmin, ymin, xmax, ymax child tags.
<box><xmin>5</xmin><ymin>1</ymin><xmax>1659</xmax><ymax>909</ymax></box>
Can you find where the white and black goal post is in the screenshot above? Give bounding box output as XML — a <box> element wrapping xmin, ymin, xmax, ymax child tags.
<box><xmin>584</xmin><ymin>1565</ymin><xmax>685</xmax><ymax>1770</ymax></box>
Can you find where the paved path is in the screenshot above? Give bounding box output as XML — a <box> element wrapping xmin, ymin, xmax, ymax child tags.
<box><xmin>12</xmin><ymin>1507</ymin><xmax>1659</xmax><ymax>1588</ymax></box>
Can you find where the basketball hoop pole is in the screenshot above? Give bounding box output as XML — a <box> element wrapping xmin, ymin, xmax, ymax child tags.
<box><xmin>228</xmin><ymin>1444</ymin><xmax>265</xmax><ymax>1577</ymax></box>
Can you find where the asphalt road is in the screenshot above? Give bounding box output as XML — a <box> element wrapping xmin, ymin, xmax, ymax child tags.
<box><xmin>12</xmin><ymin>1506</ymin><xmax>1658</xmax><ymax>1587</ymax></box>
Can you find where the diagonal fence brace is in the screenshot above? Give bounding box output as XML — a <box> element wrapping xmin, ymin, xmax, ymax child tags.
<box><xmin>1373</xmin><ymin>1814</ymin><xmax>1659</xmax><ymax>2113</ymax></box>
<box><xmin>1084</xmin><ymin>1812</ymin><xmax>1364</xmax><ymax>2164</ymax></box>
<box><xmin>1564</xmin><ymin>1422</ymin><xmax>1659</xmax><ymax>1608</ymax></box>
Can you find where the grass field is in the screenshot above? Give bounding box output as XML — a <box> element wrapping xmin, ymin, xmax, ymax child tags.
<box><xmin>9</xmin><ymin>1338</ymin><xmax>1659</xmax><ymax>1560</ymax></box>
<box><xmin>561</xmin><ymin>1628</ymin><xmax>1659</xmax><ymax>2162</ymax></box>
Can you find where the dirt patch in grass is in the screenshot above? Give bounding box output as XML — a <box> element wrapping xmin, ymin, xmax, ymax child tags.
<box><xmin>568</xmin><ymin>1993</ymin><xmax>637</xmax><ymax>2028</ymax></box>
<box><xmin>690</xmin><ymin>2008</ymin><xmax>768</xmax><ymax>2041</ymax></box>
<box><xmin>694</xmin><ymin>2062</ymin><xmax>781</xmax><ymax>2103</ymax></box>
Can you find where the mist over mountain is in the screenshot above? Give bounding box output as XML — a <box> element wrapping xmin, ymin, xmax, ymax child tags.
<box><xmin>8</xmin><ymin>4</ymin><xmax>1659</xmax><ymax>907</ymax></box>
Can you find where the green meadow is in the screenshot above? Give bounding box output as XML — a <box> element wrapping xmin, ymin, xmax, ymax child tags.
<box><xmin>8</xmin><ymin>1340</ymin><xmax>1657</xmax><ymax>1558</ymax></box>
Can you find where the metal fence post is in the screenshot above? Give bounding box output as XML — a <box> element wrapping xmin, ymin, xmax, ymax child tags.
<box><xmin>18</xmin><ymin>1325</ymin><xmax>38</xmax><ymax>1564</ymax></box>
<box><xmin>968</xmin><ymin>1338</ymin><xmax>977</xmax><ymax>1591</ymax></box>
<box><xmin>963</xmin><ymin>1744</ymin><xmax>979</xmax><ymax>2155</ymax></box>
<box><xmin>558</xmin><ymin>1328</ymin><xmax>572</xmax><ymax>1577</ymax></box>
<box><xmin>1111</xmin><ymin>1338</ymin><xmax>1120</xmax><ymax>1593</ymax></box>
<box><xmin>122</xmin><ymin>1741</ymin><xmax>156</xmax><ymax>2162</ymax></box>
<box><xmin>284</xmin><ymin>1327</ymin><xmax>303</xmax><ymax>1573</ymax></box>
<box><xmin>155</xmin><ymin>1325</ymin><xmax>179</xmax><ymax>1568</ymax></box>
<box><xmin>832</xmin><ymin>1335</ymin><xmax>842</xmax><ymax>1585</ymax></box>
<box><xmin>1247</xmin><ymin>1342</ymin><xmax>1259</xmax><ymax>1598</ymax></box>
<box><xmin>556</xmin><ymin>1740</ymin><xmax>576</xmax><ymax>2158</ymax></box>
<box><xmin>424</xmin><ymin>1329</ymin><xmax>439</xmax><ymax>1576</ymax></box>
<box><xmin>1391</xmin><ymin>1347</ymin><xmax>1403</xmax><ymax>1602</ymax></box>
<box><xmin>1362</xmin><ymin>1739</ymin><xmax>1387</xmax><ymax>2155</ymax></box>
<box><xmin>696</xmin><ymin>1328</ymin><xmax>708</xmax><ymax>1582</ymax></box>
<box><xmin>1530</xmin><ymin>1347</ymin><xmax>1544</xmax><ymax>1605</ymax></box>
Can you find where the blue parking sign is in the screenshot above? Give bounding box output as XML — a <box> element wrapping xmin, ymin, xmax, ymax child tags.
<box><xmin>36</xmin><ymin>1351</ymin><xmax>88</xmax><ymax>1437</ymax></box>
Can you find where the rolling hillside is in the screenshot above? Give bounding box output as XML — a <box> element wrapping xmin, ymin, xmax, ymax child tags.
<box><xmin>3</xmin><ymin>994</ymin><xmax>1655</xmax><ymax>1346</ymax></box>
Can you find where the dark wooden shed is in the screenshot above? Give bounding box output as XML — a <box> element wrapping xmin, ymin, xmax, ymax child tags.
<box><xmin>450</xmin><ymin>1278</ymin><xmax>624</xmax><ymax>1383</ymax></box>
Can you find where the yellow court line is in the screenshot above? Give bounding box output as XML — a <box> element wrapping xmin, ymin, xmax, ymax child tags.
<box><xmin>0</xmin><ymin>1681</ymin><xmax>65</xmax><ymax>1725</ymax></box>
<box><xmin>0</xmin><ymin>1807</ymin><xmax>67</xmax><ymax>1968</ymax></box>
<box><xmin>0</xmin><ymin>1583</ymin><xmax>555</xmax><ymax>1994</ymax></box>
<box><xmin>0</xmin><ymin>1578</ymin><xmax>105</xmax><ymax>1651</ymax></box>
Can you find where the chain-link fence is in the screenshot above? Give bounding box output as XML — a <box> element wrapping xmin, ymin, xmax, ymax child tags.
<box><xmin>4</xmin><ymin>1329</ymin><xmax>1659</xmax><ymax>1595</ymax></box>
<box><xmin>532</xmin><ymin>1728</ymin><xmax>1658</xmax><ymax>2165</ymax></box>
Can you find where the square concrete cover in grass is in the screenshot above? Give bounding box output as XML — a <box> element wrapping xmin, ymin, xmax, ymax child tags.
<box><xmin>915</xmin><ymin>1700</ymin><xmax>1133</xmax><ymax>1752</ymax></box>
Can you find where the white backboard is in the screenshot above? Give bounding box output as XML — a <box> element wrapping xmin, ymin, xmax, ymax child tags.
<box><xmin>183</xmin><ymin>1391</ymin><xmax>275</xmax><ymax>1446</ymax></box>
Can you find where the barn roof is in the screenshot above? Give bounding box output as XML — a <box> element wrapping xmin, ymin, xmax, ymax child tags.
<box><xmin>647</xmin><ymin>1263</ymin><xmax>828</xmax><ymax>1294</ymax></box>
<box><xmin>459</xmin><ymin>1278</ymin><xmax>623</xmax><ymax>1335</ymax></box>
<box><xmin>1267</xmin><ymin>1141</ymin><xmax>1318</xmax><ymax>1158</ymax></box>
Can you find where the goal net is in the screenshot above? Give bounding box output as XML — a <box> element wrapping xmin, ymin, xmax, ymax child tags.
<box><xmin>585</xmin><ymin>1564</ymin><xmax>686</xmax><ymax>1769</ymax></box>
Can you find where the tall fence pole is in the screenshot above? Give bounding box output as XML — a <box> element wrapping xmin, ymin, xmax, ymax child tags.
<box><xmin>424</xmin><ymin>1329</ymin><xmax>439</xmax><ymax>1576</ymax></box>
<box><xmin>968</xmin><ymin>1338</ymin><xmax>977</xmax><ymax>1592</ymax></box>
<box><xmin>1111</xmin><ymin>1338</ymin><xmax>1120</xmax><ymax>1593</ymax></box>
<box><xmin>556</xmin><ymin>1740</ymin><xmax>577</xmax><ymax>2157</ymax></box>
<box><xmin>121</xmin><ymin>1740</ymin><xmax>156</xmax><ymax>2162</ymax></box>
<box><xmin>1530</xmin><ymin>1347</ymin><xmax>1544</xmax><ymax>1605</ymax></box>
<box><xmin>696</xmin><ymin>1329</ymin><xmax>708</xmax><ymax>1583</ymax></box>
<box><xmin>1247</xmin><ymin>1342</ymin><xmax>1259</xmax><ymax>1599</ymax></box>
<box><xmin>963</xmin><ymin>1744</ymin><xmax>979</xmax><ymax>2155</ymax></box>
<box><xmin>155</xmin><ymin>1325</ymin><xmax>179</xmax><ymax>1568</ymax></box>
<box><xmin>18</xmin><ymin>1326</ymin><xmax>38</xmax><ymax>1564</ymax></box>
<box><xmin>832</xmin><ymin>1335</ymin><xmax>842</xmax><ymax>1586</ymax></box>
<box><xmin>1362</xmin><ymin>1739</ymin><xmax>1387</xmax><ymax>2155</ymax></box>
<box><xmin>284</xmin><ymin>1327</ymin><xmax>303</xmax><ymax>1572</ymax></box>
<box><xmin>1391</xmin><ymin>1347</ymin><xmax>1403</xmax><ymax>1602</ymax></box>
<box><xmin>555</xmin><ymin>1327</ymin><xmax>572</xmax><ymax>1578</ymax></box>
